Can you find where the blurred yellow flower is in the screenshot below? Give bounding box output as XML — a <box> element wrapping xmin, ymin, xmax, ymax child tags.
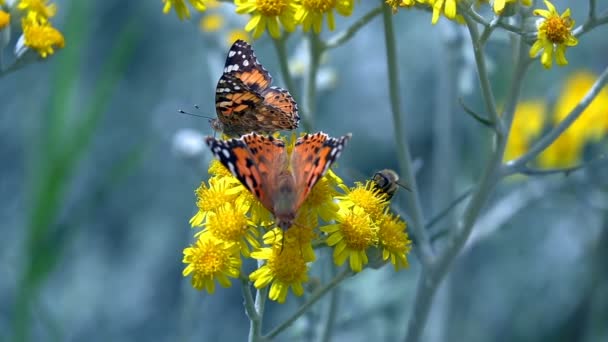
<box><xmin>504</xmin><ymin>100</ymin><xmax>546</xmax><ymax>161</ymax></box>
<box><xmin>0</xmin><ymin>10</ymin><xmax>9</xmax><ymax>30</ymax></box>
<box><xmin>295</xmin><ymin>0</ymin><xmax>354</xmax><ymax>33</ymax></box>
<box><xmin>18</xmin><ymin>0</ymin><xmax>56</xmax><ymax>23</ymax></box>
<box><xmin>322</xmin><ymin>206</ymin><xmax>377</xmax><ymax>272</ymax></box>
<box><xmin>183</xmin><ymin>236</ymin><xmax>242</xmax><ymax>293</ymax></box>
<box><xmin>529</xmin><ymin>0</ymin><xmax>577</xmax><ymax>69</ymax></box>
<box><xmin>491</xmin><ymin>0</ymin><xmax>530</xmax><ymax>15</ymax></box>
<box><xmin>200</xmin><ymin>13</ymin><xmax>224</xmax><ymax>32</ymax></box>
<box><xmin>539</xmin><ymin>71</ymin><xmax>608</xmax><ymax>167</ymax></box>
<box><xmin>163</xmin><ymin>0</ymin><xmax>207</xmax><ymax>20</ymax></box>
<box><xmin>21</xmin><ymin>16</ymin><xmax>65</xmax><ymax>58</ymax></box>
<box><xmin>226</xmin><ymin>29</ymin><xmax>251</xmax><ymax>45</ymax></box>
<box><xmin>250</xmin><ymin>242</ymin><xmax>309</xmax><ymax>303</ymax></box>
<box><xmin>235</xmin><ymin>0</ymin><xmax>298</xmax><ymax>39</ymax></box>
<box><xmin>377</xmin><ymin>213</ymin><xmax>411</xmax><ymax>271</ymax></box>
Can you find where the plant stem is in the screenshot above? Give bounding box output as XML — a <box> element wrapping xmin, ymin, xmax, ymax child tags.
<box><xmin>301</xmin><ymin>33</ymin><xmax>323</xmax><ymax>131</ymax></box>
<box><xmin>325</xmin><ymin>6</ymin><xmax>383</xmax><ymax>49</ymax></box>
<box><xmin>505</xmin><ymin>65</ymin><xmax>608</xmax><ymax>172</ymax></box>
<box><xmin>242</xmin><ymin>279</ymin><xmax>263</xmax><ymax>342</ymax></box>
<box><xmin>380</xmin><ymin>2</ymin><xmax>434</xmax><ymax>267</ymax></box>
<box><xmin>264</xmin><ymin>269</ymin><xmax>351</xmax><ymax>340</ymax></box>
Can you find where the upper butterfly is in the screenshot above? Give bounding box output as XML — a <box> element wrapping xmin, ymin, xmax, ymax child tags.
<box><xmin>211</xmin><ymin>40</ymin><xmax>300</xmax><ymax>137</ymax></box>
<box><xmin>206</xmin><ymin>132</ymin><xmax>350</xmax><ymax>230</ymax></box>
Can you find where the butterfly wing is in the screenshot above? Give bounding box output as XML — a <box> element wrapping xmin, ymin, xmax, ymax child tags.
<box><xmin>223</xmin><ymin>39</ymin><xmax>271</xmax><ymax>93</ymax></box>
<box><xmin>290</xmin><ymin>132</ymin><xmax>351</xmax><ymax>210</ymax></box>
<box><xmin>214</xmin><ymin>73</ymin><xmax>265</xmax><ymax>137</ymax></box>
<box><xmin>205</xmin><ymin>133</ymin><xmax>287</xmax><ymax>213</ymax></box>
<box><xmin>259</xmin><ymin>86</ymin><xmax>300</xmax><ymax>130</ymax></box>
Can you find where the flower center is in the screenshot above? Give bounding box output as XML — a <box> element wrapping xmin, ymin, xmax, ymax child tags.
<box><xmin>268</xmin><ymin>247</ymin><xmax>307</xmax><ymax>283</ymax></box>
<box><xmin>544</xmin><ymin>16</ymin><xmax>571</xmax><ymax>44</ymax></box>
<box><xmin>301</xmin><ymin>0</ymin><xmax>336</xmax><ymax>13</ymax></box>
<box><xmin>255</xmin><ymin>0</ymin><xmax>289</xmax><ymax>16</ymax></box>
<box><xmin>207</xmin><ymin>205</ymin><xmax>249</xmax><ymax>242</ymax></box>
<box><xmin>193</xmin><ymin>241</ymin><xmax>231</xmax><ymax>275</ymax></box>
<box><xmin>341</xmin><ymin>210</ymin><xmax>376</xmax><ymax>250</ymax></box>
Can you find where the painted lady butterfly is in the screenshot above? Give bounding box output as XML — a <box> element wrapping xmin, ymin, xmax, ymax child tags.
<box><xmin>211</xmin><ymin>40</ymin><xmax>300</xmax><ymax>137</ymax></box>
<box><xmin>206</xmin><ymin>132</ymin><xmax>351</xmax><ymax>230</ymax></box>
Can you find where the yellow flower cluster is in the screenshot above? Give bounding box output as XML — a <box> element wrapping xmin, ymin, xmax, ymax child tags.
<box><xmin>17</xmin><ymin>0</ymin><xmax>64</xmax><ymax>58</ymax></box>
<box><xmin>183</xmin><ymin>138</ymin><xmax>411</xmax><ymax>303</ymax></box>
<box><xmin>506</xmin><ymin>71</ymin><xmax>608</xmax><ymax>168</ymax></box>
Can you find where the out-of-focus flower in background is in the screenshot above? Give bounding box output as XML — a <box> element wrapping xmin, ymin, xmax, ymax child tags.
<box><xmin>163</xmin><ymin>0</ymin><xmax>208</xmax><ymax>20</ymax></box>
<box><xmin>235</xmin><ymin>0</ymin><xmax>298</xmax><ymax>39</ymax></box>
<box><xmin>504</xmin><ymin>100</ymin><xmax>546</xmax><ymax>162</ymax></box>
<box><xmin>295</xmin><ymin>0</ymin><xmax>355</xmax><ymax>34</ymax></box>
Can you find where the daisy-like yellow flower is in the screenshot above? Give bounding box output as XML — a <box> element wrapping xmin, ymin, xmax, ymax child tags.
<box><xmin>0</xmin><ymin>10</ymin><xmax>9</xmax><ymax>30</ymax></box>
<box><xmin>491</xmin><ymin>0</ymin><xmax>530</xmax><ymax>15</ymax></box>
<box><xmin>250</xmin><ymin>242</ymin><xmax>309</xmax><ymax>303</ymax></box>
<box><xmin>189</xmin><ymin>177</ymin><xmax>242</xmax><ymax>227</ymax></box>
<box><xmin>295</xmin><ymin>0</ymin><xmax>354</xmax><ymax>34</ymax></box>
<box><xmin>202</xmin><ymin>202</ymin><xmax>260</xmax><ymax>256</ymax></box>
<box><xmin>163</xmin><ymin>0</ymin><xmax>207</xmax><ymax>20</ymax></box>
<box><xmin>200</xmin><ymin>13</ymin><xmax>224</xmax><ymax>32</ymax></box>
<box><xmin>264</xmin><ymin>211</ymin><xmax>317</xmax><ymax>261</ymax></box>
<box><xmin>21</xmin><ymin>16</ymin><xmax>65</xmax><ymax>58</ymax></box>
<box><xmin>529</xmin><ymin>0</ymin><xmax>577</xmax><ymax>69</ymax></box>
<box><xmin>301</xmin><ymin>169</ymin><xmax>342</xmax><ymax>222</ymax></box>
<box><xmin>17</xmin><ymin>0</ymin><xmax>56</xmax><ymax>23</ymax></box>
<box><xmin>429</xmin><ymin>0</ymin><xmax>459</xmax><ymax>24</ymax></box>
<box><xmin>504</xmin><ymin>100</ymin><xmax>546</xmax><ymax>161</ymax></box>
<box><xmin>337</xmin><ymin>180</ymin><xmax>389</xmax><ymax>221</ymax></box>
<box><xmin>183</xmin><ymin>236</ymin><xmax>242</xmax><ymax>293</ymax></box>
<box><xmin>322</xmin><ymin>206</ymin><xmax>378</xmax><ymax>272</ymax></box>
<box><xmin>235</xmin><ymin>0</ymin><xmax>298</xmax><ymax>39</ymax></box>
<box><xmin>377</xmin><ymin>213</ymin><xmax>411</xmax><ymax>271</ymax></box>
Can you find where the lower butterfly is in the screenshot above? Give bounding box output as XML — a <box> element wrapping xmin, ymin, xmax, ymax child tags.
<box><xmin>206</xmin><ymin>132</ymin><xmax>351</xmax><ymax>230</ymax></box>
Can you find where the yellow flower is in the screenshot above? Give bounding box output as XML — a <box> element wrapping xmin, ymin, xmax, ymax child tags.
<box><xmin>200</xmin><ymin>13</ymin><xmax>224</xmax><ymax>32</ymax></box>
<box><xmin>386</xmin><ymin>0</ymin><xmax>426</xmax><ymax>13</ymax></box>
<box><xmin>21</xmin><ymin>17</ymin><xmax>65</xmax><ymax>58</ymax></box>
<box><xmin>163</xmin><ymin>0</ymin><xmax>207</xmax><ymax>20</ymax></box>
<box><xmin>295</xmin><ymin>0</ymin><xmax>354</xmax><ymax>34</ymax></box>
<box><xmin>263</xmin><ymin>211</ymin><xmax>317</xmax><ymax>262</ymax></box>
<box><xmin>202</xmin><ymin>202</ymin><xmax>260</xmax><ymax>256</ymax></box>
<box><xmin>226</xmin><ymin>29</ymin><xmax>251</xmax><ymax>46</ymax></box>
<box><xmin>0</xmin><ymin>10</ymin><xmax>9</xmax><ymax>30</ymax></box>
<box><xmin>337</xmin><ymin>180</ymin><xmax>389</xmax><ymax>221</ymax></box>
<box><xmin>301</xmin><ymin>170</ymin><xmax>341</xmax><ymax>222</ymax></box>
<box><xmin>491</xmin><ymin>0</ymin><xmax>531</xmax><ymax>15</ymax></box>
<box><xmin>529</xmin><ymin>0</ymin><xmax>577</xmax><ymax>69</ymax></box>
<box><xmin>249</xmin><ymin>243</ymin><xmax>309</xmax><ymax>303</ymax></box>
<box><xmin>322</xmin><ymin>206</ymin><xmax>378</xmax><ymax>272</ymax></box>
<box><xmin>430</xmin><ymin>0</ymin><xmax>459</xmax><ymax>24</ymax></box>
<box><xmin>183</xmin><ymin>236</ymin><xmax>241</xmax><ymax>293</ymax></box>
<box><xmin>189</xmin><ymin>177</ymin><xmax>242</xmax><ymax>227</ymax></box>
<box><xmin>235</xmin><ymin>0</ymin><xmax>298</xmax><ymax>39</ymax></box>
<box><xmin>504</xmin><ymin>100</ymin><xmax>546</xmax><ymax>161</ymax></box>
<box><xmin>17</xmin><ymin>0</ymin><xmax>56</xmax><ymax>23</ymax></box>
<box><xmin>538</xmin><ymin>71</ymin><xmax>608</xmax><ymax>167</ymax></box>
<box><xmin>377</xmin><ymin>213</ymin><xmax>411</xmax><ymax>271</ymax></box>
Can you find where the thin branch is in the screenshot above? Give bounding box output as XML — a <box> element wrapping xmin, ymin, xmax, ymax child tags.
<box><xmin>507</xmin><ymin>155</ymin><xmax>608</xmax><ymax>177</ymax></box>
<box><xmin>589</xmin><ymin>0</ymin><xmax>597</xmax><ymax>21</ymax></box>
<box><xmin>574</xmin><ymin>9</ymin><xmax>608</xmax><ymax>37</ymax></box>
<box><xmin>319</xmin><ymin>274</ymin><xmax>340</xmax><ymax>342</ymax></box>
<box><xmin>325</xmin><ymin>6</ymin><xmax>383</xmax><ymax>49</ymax></box>
<box><xmin>271</xmin><ymin>36</ymin><xmax>301</xmax><ymax>118</ymax></box>
<box><xmin>242</xmin><ymin>279</ymin><xmax>262</xmax><ymax>342</ymax></box>
<box><xmin>426</xmin><ymin>188</ymin><xmax>473</xmax><ymax>231</ymax></box>
<box><xmin>461</xmin><ymin>5</ymin><xmax>523</xmax><ymax>36</ymax></box>
<box><xmin>300</xmin><ymin>33</ymin><xmax>323</xmax><ymax>131</ymax></box>
<box><xmin>459</xmin><ymin>97</ymin><xmax>495</xmax><ymax>128</ymax></box>
<box><xmin>381</xmin><ymin>3</ymin><xmax>434</xmax><ymax>267</ymax></box>
<box><xmin>462</xmin><ymin>12</ymin><xmax>501</xmax><ymax>130</ymax></box>
<box><xmin>264</xmin><ymin>269</ymin><xmax>352</xmax><ymax>340</ymax></box>
<box><xmin>505</xmin><ymin>65</ymin><xmax>608</xmax><ymax>171</ymax></box>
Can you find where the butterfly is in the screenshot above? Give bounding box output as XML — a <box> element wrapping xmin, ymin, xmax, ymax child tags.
<box><xmin>211</xmin><ymin>39</ymin><xmax>300</xmax><ymax>137</ymax></box>
<box><xmin>206</xmin><ymin>132</ymin><xmax>351</xmax><ymax>230</ymax></box>
<box><xmin>372</xmin><ymin>169</ymin><xmax>410</xmax><ymax>200</ymax></box>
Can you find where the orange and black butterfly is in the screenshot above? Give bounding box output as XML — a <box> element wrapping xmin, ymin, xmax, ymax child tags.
<box><xmin>211</xmin><ymin>40</ymin><xmax>300</xmax><ymax>137</ymax></box>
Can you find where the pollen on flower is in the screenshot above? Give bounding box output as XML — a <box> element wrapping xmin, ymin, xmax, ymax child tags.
<box><xmin>183</xmin><ymin>236</ymin><xmax>242</xmax><ymax>293</ymax></box>
<box><xmin>189</xmin><ymin>177</ymin><xmax>241</xmax><ymax>226</ymax></box>
<box><xmin>22</xmin><ymin>18</ymin><xmax>65</xmax><ymax>58</ymax></box>
<box><xmin>377</xmin><ymin>213</ymin><xmax>411</xmax><ymax>270</ymax></box>
<box><xmin>338</xmin><ymin>181</ymin><xmax>389</xmax><ymax>221</ymax></box>
<box><xmin>204</xmin><ymin>202</ymin><xmax>259</xmax><ymax>255</ymax></box>
<box><xmin>250</xmin><ymin>244</ymin><xmax>309</xmax><ymax>303</ymax></box>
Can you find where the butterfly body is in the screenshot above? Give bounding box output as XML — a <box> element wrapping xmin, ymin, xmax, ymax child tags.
<box><xmin>213</xmin><ymin>40</ymin><xmax>300</xmax><ymax>137</ymax></box>
<box><xmin>206</xmin><ymin>132</ymin><xmax>351</xmax><ymax>230</ymax></box>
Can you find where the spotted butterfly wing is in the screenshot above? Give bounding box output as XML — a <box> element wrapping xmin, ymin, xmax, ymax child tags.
<box><xmin>291</xmin><ymin>132</ymin><xmax>351</xmax><ymax>210</ymax></box>
<box><xmin>205</xmin><ymin>133</ymin><xmax>286</xmax><ymax>213</ymax></box>
<box><xmin>222</xmin><ymin>39</ymin><xmax>272</xmax><ymax>92</ymax></box>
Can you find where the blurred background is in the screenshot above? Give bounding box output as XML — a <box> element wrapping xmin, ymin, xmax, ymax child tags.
<box><xmin>1</xmin><ymin>0</ymin><xmax>607</xmax><ymax>341</ymax></box>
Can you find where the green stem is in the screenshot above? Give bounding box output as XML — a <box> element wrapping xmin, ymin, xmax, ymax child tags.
<box><xmin>462</xmin><ymin>13</ymin><xmax>500</xmax><ymax>130</ymax></box>
<box><xmin>403</xmin><ymin>28</ymin><xmax>530</xmax><ymax>342</ymax></box>
<box><xmin>301</xmin><ymin>33</ymin><xmax>323</xmax><ymax>131</ymax></box>
<box><xmin>574</xmin><ymin>10</ymin><xmax>608</xmax><ymax>37</ymax></box>
<box><xmin>380</xmin><ymin>3</ymin><xmax>434</xmax><ymax>267</ymax></box>
<box><xmin>242</xmin><ymin>279</ymin><xmax>262</xmax><ymax>342</ymax></box>
<box><xmin>319</xmin><ymin>268</ymin><xmax>340</xmax><ymax>342</ymax></box>
<box><xmin>505</xmin><ymin>65</ymin><xmax>608</xmax><ymax>172</ymax></box>
<box><xmin>271</xmin><ymin>36</ymin><xmax>300</xmax><ymax>115</ymax></box>
<box><xmin>324</xmin><ymin>6</ymin><xmax>383</xmax><ymax>49</ymax></box>
<box><xmin>589</xmin><ymin>0</ymin><xmax>597</xmax><ymax>20</ymax></box>
<box><xmin>264</xmin><ymin>269</ymin><xmax>352</xmax><ymax>340</ymax></box>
